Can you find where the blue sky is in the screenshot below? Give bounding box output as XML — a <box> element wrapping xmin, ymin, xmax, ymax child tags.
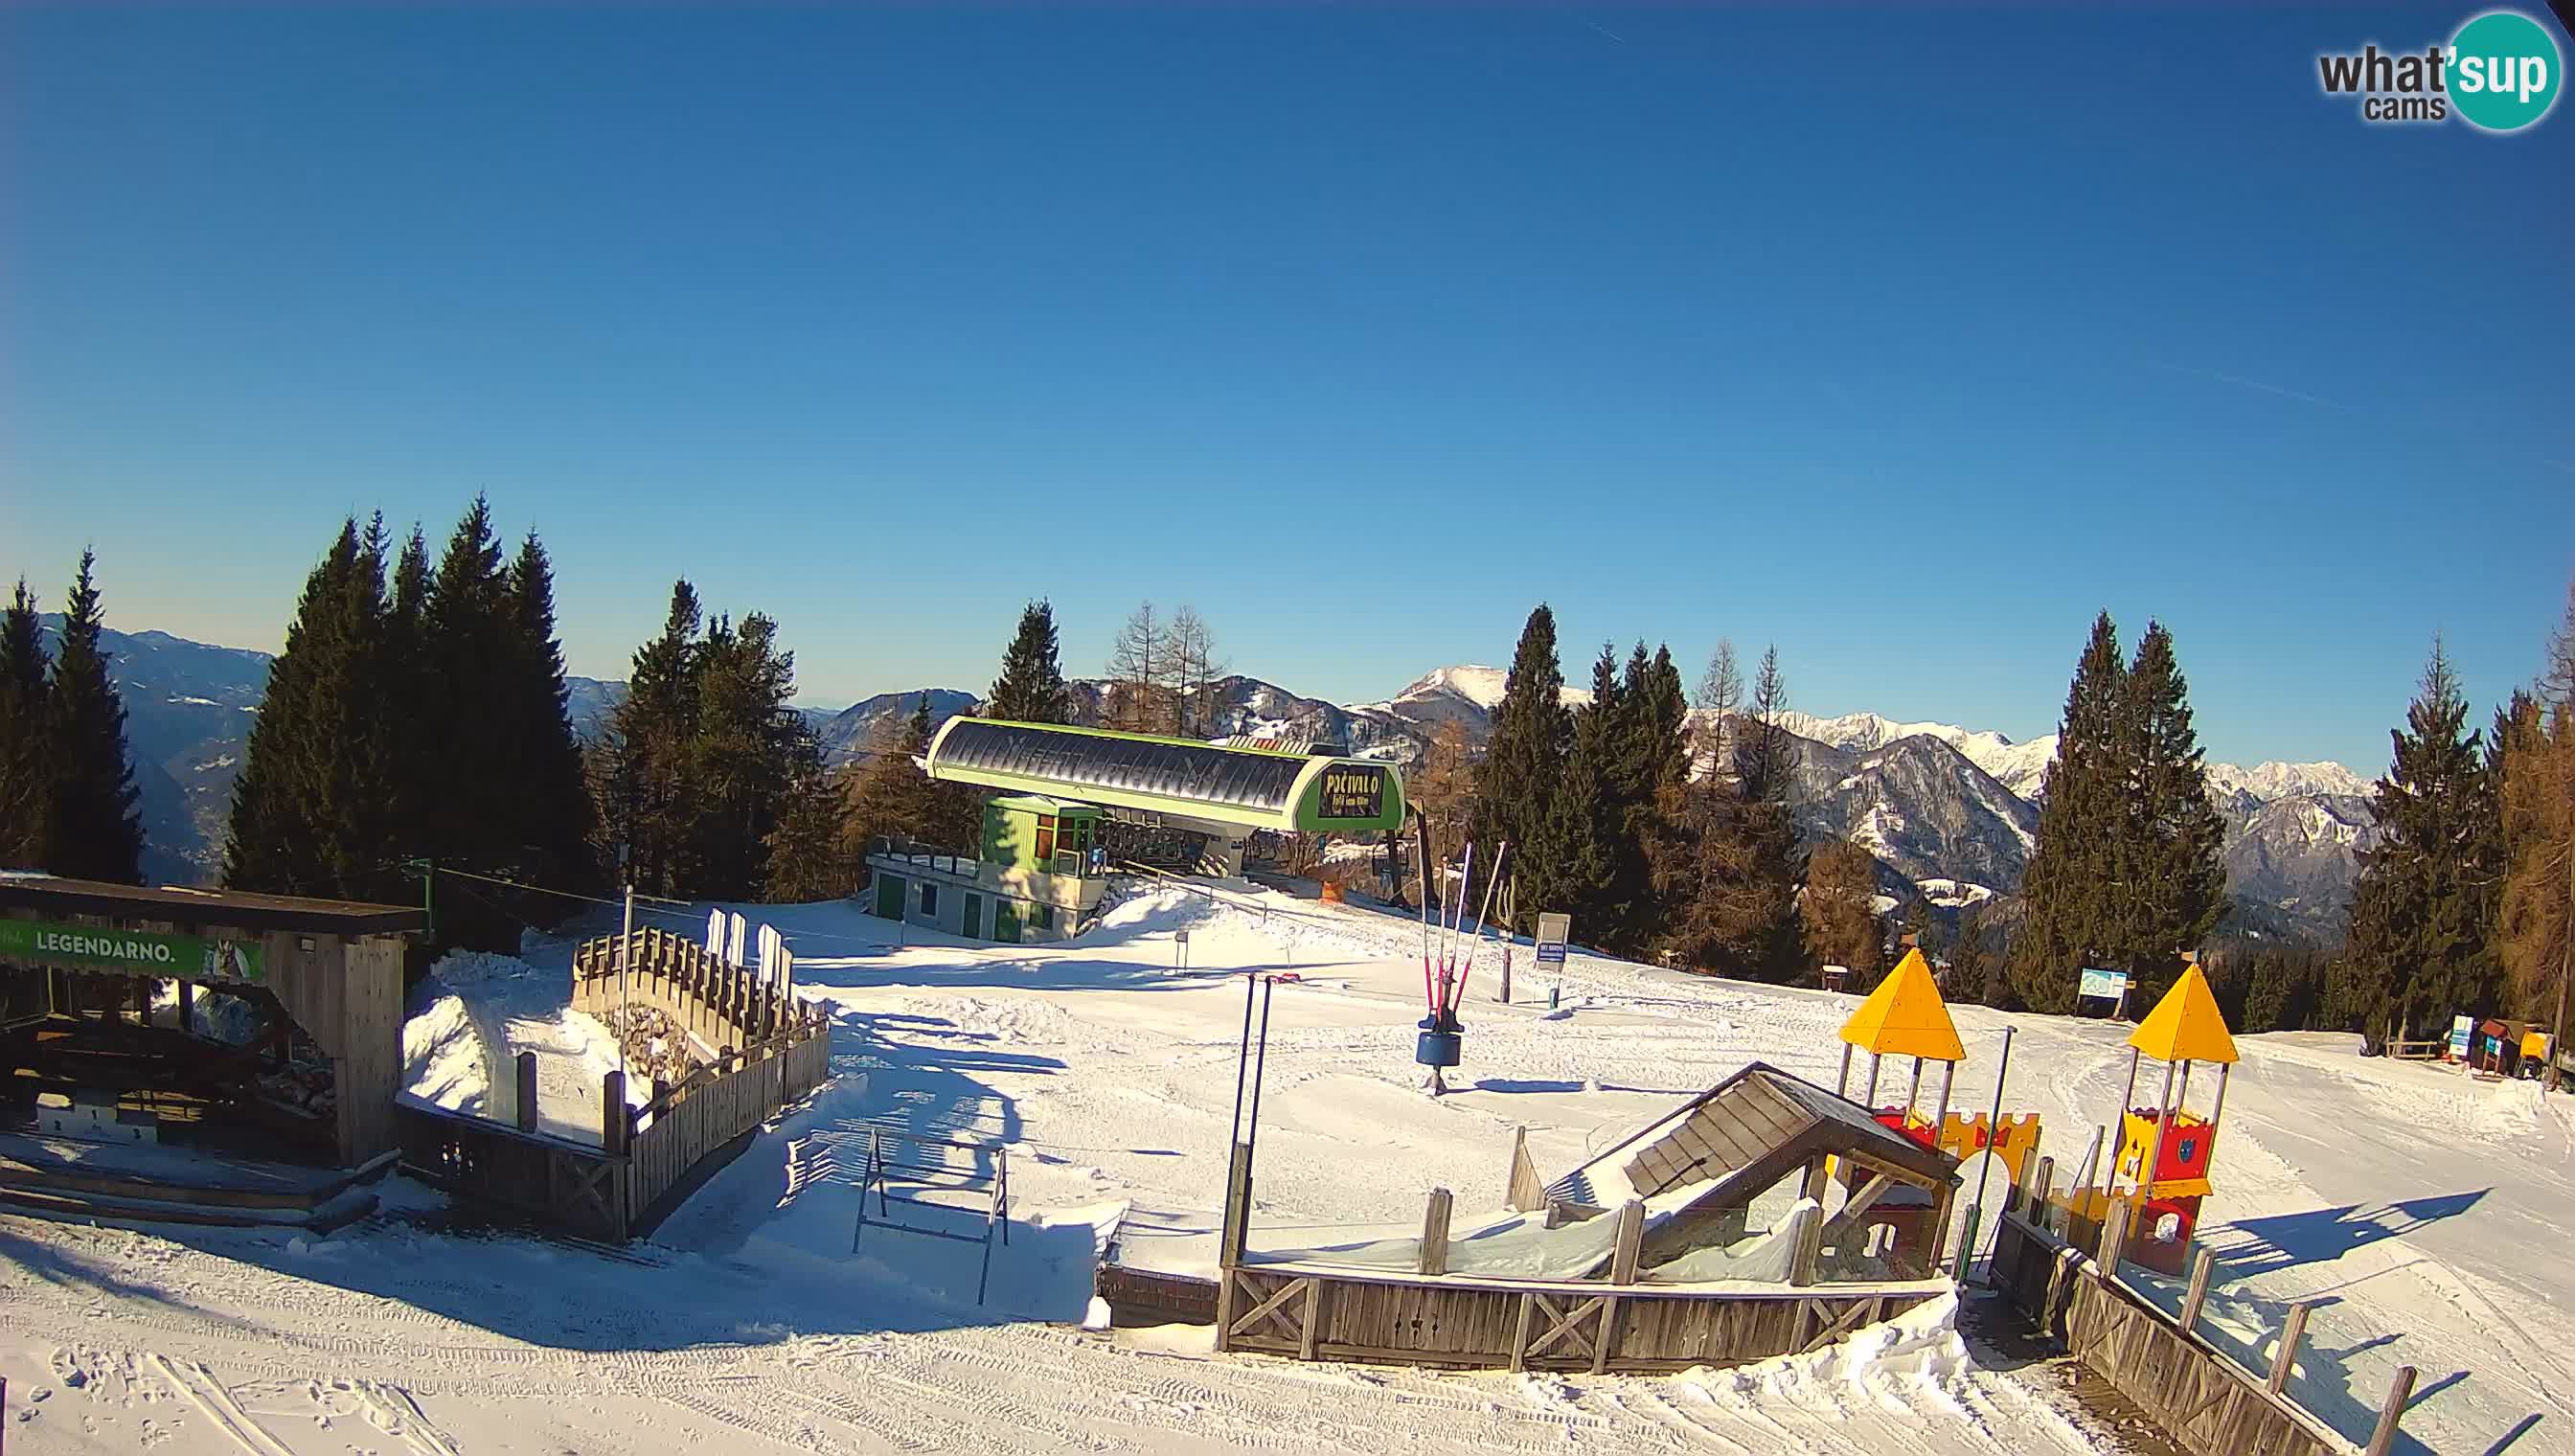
<box><xmin>4</xmin><ymin>5</ymin><xmax>2569</xmax><ymax>772</ymax></box>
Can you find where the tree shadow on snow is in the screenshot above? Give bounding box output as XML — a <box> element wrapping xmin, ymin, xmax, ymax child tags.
<box><xmin>10</xmin><ymin>1011</ymin><xmax>1117</xmax><ymax>1355</ymax></box>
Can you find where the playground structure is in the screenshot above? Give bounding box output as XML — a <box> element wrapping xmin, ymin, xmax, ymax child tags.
<box><xmin>1831</xmin><ymin>947</ymin><xmax>2038</xmax><ymax>1267</ymax></box>
<box><xmin>2099</xmin><ymin>958</ymin><xmax>2236</xmax><ymax>1274</ymax></box>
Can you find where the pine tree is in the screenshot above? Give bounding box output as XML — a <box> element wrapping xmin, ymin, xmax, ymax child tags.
<box><xmin>1528</xmin><ymin>646</ymin><xmax>1629</xmax><ymax>944</ymax></box>
<box><xmin>2336</xmin><ymin>644</ymin><xmax>2504</xmax><ymax>1045</ymax></box>
<box><xmin>224</xmin><ymin>519</ymin><xmax>399</xmax><ymax>900</ymax></box>
<box><xmin>1694</xmin><ymin>638</ymin><xmax>1742</xmax><ymax>782</ymax></box>
<box><xmin>687</xmin><ymin>612</ymin><xmax>811</xmax><ymax>899</ymax></box>
<box><xmin>507</xmin><ymin>531</ymin><xmax>598</xmax><ymax>894</ymax></box>
<box><xmin>42</xmin><ymin>551</ymin><xmax>145</xmax><ymax>883</ymax></box>
<box><xmin>0</xmin><ymin>580</ymin><xmax>52</xmax><ymax>866</ymax></box>
<box><xmin>594</xmin><ymin>580</ymin><xmax>705</xmax><ymax>897</ymax></box>
<box><xmin>763</xmin><ymin>761</ymin><xmax>852</xmax><ymax>902</ymax></box>
<box><xmin>1899</xmin><ymin>884</ymin><xmax>1947</xmax><ymax>959</ymax></box>
<box><xmin>988</xmin><ymin>600</ymin><xmax>1071</xmax><ymax>723</ymax></box>
<box><xmin>1408</xmin><ymin>720</ymin><xmax>1477</xmax><ymax>904</ymax></box>
<box><xmin>2010</xmin><ymin>613</ymin><xmax>2129</xmax><ymax>1012</ymax></box>
<box><xmin>1656</xmin><ymin>645</ymin><xmax>1802</xmax><ymax>979</ymax></box>
<box><xmin>1471</xmin><ymin>605</ymin><xmax>1570</xmax><ymax>925</ymax></box>
<box><xmin>2110</xmin><ymin>623</ymin><xmax>2229</xmax><ymax>1008</ymax></box>
<box><xmin>1803</xmin><ymin>838</ymin><xmax>1886</xmax><ymax>983</ymax></box>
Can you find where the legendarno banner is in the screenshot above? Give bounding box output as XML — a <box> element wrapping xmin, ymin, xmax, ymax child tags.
<box><xmin>0</xmin><ymin>919</ymin><xmax>264</xmax><ymax>984</ymax></box>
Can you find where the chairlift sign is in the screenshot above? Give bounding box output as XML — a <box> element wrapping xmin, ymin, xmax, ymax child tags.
<box><xmin>0</xmin><ymin>918</ymin><xmax>264</xmax><ymax>984</ymax></box>
<box><xmin>1316</xmin><ymin>764</ymin><xmax>1386</xmax><ymax>821</ymax></box>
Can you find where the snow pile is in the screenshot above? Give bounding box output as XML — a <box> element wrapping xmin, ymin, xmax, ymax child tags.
<box><xmin>399</xmin><ymin>981</ymin><xmax>493</xmax><ymax>1116</ymax></box>
<box><xmin>1688</xmin><ymin>1290</ymin><xmax>1971</xmax><ymax>1399</ymax></box>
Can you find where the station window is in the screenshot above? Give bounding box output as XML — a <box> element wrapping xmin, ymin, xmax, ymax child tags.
<box><xmin>921</xmin><ymin>882</ymin><xmax>939</xmax><ymax>916</ymax></box>
<box><xmin>1036</xmin><ymin>905</ymin><xmax>1055</xmax><ymax>930</ymax></box>
<box><xmin>1036</xmin><ymin>823</ymin><xmax>1056</xmax><ymax>861</ymax></box>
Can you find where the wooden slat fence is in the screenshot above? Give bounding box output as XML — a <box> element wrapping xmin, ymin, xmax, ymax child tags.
<box><xmin>1214</xmin><ymin>1263</ymin><xmax>1937</xmax><ymax>1373</ymax></box>
<box><xmin>398</xmin><ymin>928</ymin><xmax>833</xmax><ymax>1241</ymax></box>
<box><xmin>1991</xmin><ymin>1202</ymin><xmax>2350</xmax><ymax>1456</ymax></box>
<box><xmin>573</xmin><ymin>925</ymin><xmax>799</xmax><ymax>1050</ymax></box>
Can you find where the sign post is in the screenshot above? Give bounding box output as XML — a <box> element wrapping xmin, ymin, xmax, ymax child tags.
<box><xmin>1535</xmin><ymin>912</ymin><xmax>1570</xmax><ymax>1009</ymax></box>
<box><xmin>2447</xmin><ymin>1013</ymin><xmax>2473</xmax><ymax>1063</ymax></box>
<box><xmin>2076</xmin><ymin>967</ymin><xmax>2131</xmax><ymax>1019</ymax></box>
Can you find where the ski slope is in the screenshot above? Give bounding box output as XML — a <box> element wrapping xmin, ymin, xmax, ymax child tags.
<box><xmin>2</xmin><ymin>882</ymin><xmax>2565</xmax><ymax>1455</ymax></box>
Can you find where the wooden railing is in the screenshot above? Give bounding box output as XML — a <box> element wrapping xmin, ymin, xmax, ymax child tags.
<box><xmin>572</xmin><ymin>925</ymin><xmax>803</xmax><ymax>1051</ymax></box>
<box><xmin>399</xmin><ymin>929</ymin><xmax>833</xmax><ymax>1241</ymax></box>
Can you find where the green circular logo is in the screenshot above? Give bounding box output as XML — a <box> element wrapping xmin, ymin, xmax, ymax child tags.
<box><xmin>2450</xmin><ymin>11</ymin><xmax>2563</xmax><ymax>131</ymax></box>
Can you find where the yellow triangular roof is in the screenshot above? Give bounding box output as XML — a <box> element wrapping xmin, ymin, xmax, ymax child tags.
<box><xmin>2128</xmin><ymin>965</ymin><xmax>2239</xmax><ymax>1065</ymax></box>
<box><xmin>1838</xmin><ymin>948</ymin><xmax>1964</xmax><ymax>1061</ymax></box>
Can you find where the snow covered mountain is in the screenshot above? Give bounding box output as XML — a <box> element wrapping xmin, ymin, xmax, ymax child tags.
<box><xmin>1345</xmin><ymin>664</ymin><xmax>1595</xmax><ymax>739</ymax></box>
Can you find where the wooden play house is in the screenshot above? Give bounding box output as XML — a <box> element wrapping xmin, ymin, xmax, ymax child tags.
<box><xmin>0</xmin><ymin>876</ymin><xmax>419</xmax><ymax>1173</ymax></box>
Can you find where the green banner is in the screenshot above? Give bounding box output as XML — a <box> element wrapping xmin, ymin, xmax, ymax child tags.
<box><xmin>0</xmin><ymin>919</ymin><xmax>263</xmax><ymax>984</ymax></box>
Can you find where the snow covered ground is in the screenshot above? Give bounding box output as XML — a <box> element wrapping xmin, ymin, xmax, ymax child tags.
<box><xmin>3</xmin><ymin>882</ymin><xmax>2567</xmax><ymax>1454</ymax></box>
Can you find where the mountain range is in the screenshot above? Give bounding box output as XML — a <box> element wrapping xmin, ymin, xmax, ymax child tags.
<box><xmin>39</xmin><ymin>628</ymin><xmax>2379</xmax><ymax>939</ymax></box>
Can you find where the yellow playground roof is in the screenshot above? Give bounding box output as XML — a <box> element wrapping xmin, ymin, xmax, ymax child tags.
<box><xmin>2128</xmin><ymin>965</ymin><xmax>2239</xmax><ymax>1065</ymax></box>
<box><xmin>1839</xmin><ymin>948</ymin><xmax>1965</xmax><ymax>1061</ymax></box>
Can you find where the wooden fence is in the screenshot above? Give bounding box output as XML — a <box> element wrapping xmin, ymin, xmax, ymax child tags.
<box><xmin>1991</xmin><ymin>1203</ymin><xmax>2381</xmax><ymax>1456</ymax></box>
<box><xmin>399</xmin><ymin>929</ymin><xmax>832</xmax><ymax>1240</ymax></box>
<box><xmin>573</xmin><ymin>925</ymin><xmax>799</xmax><ymax>1051</ymax></box>
<box><xmin>1215</xmin><ymin>1262</ymin><xmax>1939</xmax><ymax>1373</ymax></box>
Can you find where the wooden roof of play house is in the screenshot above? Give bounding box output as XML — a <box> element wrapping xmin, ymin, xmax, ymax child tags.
<box><xmin>1546</xmin><ymin>1062</ymin><xmax>1961</xmax><ymax>1213</ymax></box>
<box><xmin>0</xmin><ymin>876</ymin><xmax>427</xmax><ymax>937</ymax></box>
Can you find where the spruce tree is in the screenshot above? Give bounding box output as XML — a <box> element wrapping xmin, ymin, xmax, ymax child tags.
<box><xmin>507</xmin><ymin>531</ymin><xmax>598</xmax><ymax>892</ymax></box>
<box><xmin>43</xmin><ymin>551</ymin><xmax>145</xmax><ymax>883</ymax></box>
<box><xmin>224</xmin><ymin>520</ymin><xmax>399</xmax><ymax>899</ymax></box>
<box><xmin>763</xmin><ymin>761</ymin><xmax>852</xmax><ymax>902</ymax></box>
<box><xmin>989</xmin><ymin>600</ymin><xmax>1071</xmax><ymax>723</ymax></box>
<box><xmin>2498</xmin><ymin>577</ymin><xmax>2575</xmax><ymax>1028</ymax></box>
<box><xmin>2337</xmin><ymin>644</ymin><xmax>2505</xmax><ymax>1044</ymax></box>
<box><xmin>595</xmin><ymin>580</ymin><xmax>706</xmax><ymax>897</ymax></box>
<box><xmin>0</xmin><ymin>580</ymin><xmax>51</xmax><ymax>866</ymax></box>
<box><xmin>1528</xmin><ymin>646</ymin><xmax>1629</xmax><ymax>944</ymax></box>
<box><xmin>1471</xmin><ymin>604</ymin><xmax>1570</xmax><ymax>924</ymax></box>
<box><xmin>2009</xmin><ymin>612</ymin><xmax>2128</xmax><ymax>1012</ymax></box>
<box><xmin>420</xmin><ymin>497</ymin><xmax>515</xmax><ymax>883</ymax></box>
<box><xmin>2110</xmin><ymin>623</ymin><xmax>2229</xmax><ymax>1007</ymax></box>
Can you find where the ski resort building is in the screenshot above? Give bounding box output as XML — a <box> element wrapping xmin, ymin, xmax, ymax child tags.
<box><xmin>0</xmin><ymin>876</ymin><xmax>422</xmax><ymax>1228</ymax></box>
<box><xmin>870</xmin><ymin>720</ymin><xmax>1407</xmax><ymax>944</ymax></box>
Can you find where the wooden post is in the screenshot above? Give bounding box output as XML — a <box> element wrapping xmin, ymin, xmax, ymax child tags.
<box><xmin>2363</xmin><ymin>1365</ymin><xmax>2416</xmax><ymax>1456</ymax></box>
<box><xmin>601</xmin><ymin>1070</ymin><xmax>627</xmax><ymax>1156</ymax></box>
<box><xmin>515</xmin><ymin>1052</ymin><xmax>539</xmax><ymax>1133</ymax></box>
<box><xmin>2099</xmin><ymin>1197</ymin><xmax>2131</xmax><ymax>1270</ymax></box>
<box><xmin>1298</xmin><ymin>1279</ymin><xmax>1321</xmax><ymax>1361</ymax></box>
<box><xmin>2030</xmin><ymin>1155</ymin><xmax>2056</xmax><ymax>1219</ymax></box>
<box><xmin>2268</xmin><ymin>1300</ymin><xmax>2314</xmax><ymax>1395</ymax></box>
<box><xmin>2178</xmin><ymin>1245</ymin><xmax>2216</xmax><ymax>1332</ymax></box>
<box><xmin>176</xmin><ymin>979</ymin><xmax>194</xmax><ymax>1034</ymax></box>
<box><xmin>1417</xmin><ymin>1188</ymin><xmax>1453</xmax><ymax>1275</ymax></box>
<box><xmin>1609</xmin><ymin>1198</ymin><xmax>1645</xmax><ymax>1285</ymax></box>
<box><xmin>1791</xmin><ymin>1158</ymin><xmax>1831</xmax><ymax>1286</ymax></box>
<box><xmin>1508</xmin><ymin>1291</ymin><xmax>1537</xmax><ymax>1373</ymax></box>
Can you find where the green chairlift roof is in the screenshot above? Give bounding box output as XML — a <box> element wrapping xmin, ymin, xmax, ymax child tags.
<box><xmin>924</xmin><ymin>718</ymin><xmax>1405</xmax><ymax>833</ymax></box>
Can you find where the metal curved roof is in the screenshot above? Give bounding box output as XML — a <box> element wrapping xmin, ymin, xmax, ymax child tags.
<box><xmin>929</xmin><ymin>719</ymin><xmax>1310</xmax><ymax>816</ymax></box>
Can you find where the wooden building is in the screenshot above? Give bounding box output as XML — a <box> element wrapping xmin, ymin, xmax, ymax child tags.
<box><xmin>1</xmin><ymin>876</ymin><xmax>421</xmax><ymax>1172</ymax></box>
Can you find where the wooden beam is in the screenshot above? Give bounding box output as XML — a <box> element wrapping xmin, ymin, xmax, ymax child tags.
<box><xmin>2362</xmin><ymin>1364</ymin><xmax>2415</xmax><ymax>1456</ymax></box>
<box><xmin>1819</xmin><ymin>1172</ymin><xmax>1895</xmax><ymax>1245</ymax></box>
<box><xmin>1590</xmin><ymin>1295</ymin><xmax>1621</xmax><ymax>1375</ymax></box>
<box><xmin>1609</xmin><ymin>1199</ymin><xmax>1645</xmax><ymax>1285</ymax></box>
<box><xmin>1798</xmin><ymin>1295</ymin><xmax>1883</xmax><ymax>1354</ymax></box>
<box><xmin>1508</xmin><ymin>1291</ymin><xmax>1537</xmax><ymax>1373</ymax></box>
<box><xmin>1418</xmin><ymin>1188</ymin><xmax>1453</xmax><ymax>1275</ymax></box>
<box><xmin>2267</xmin><ymin>1300</ymin><xmax>2314</xmax><ymax>1396</ymax></box>
<box><xmin>2178</xmin><ymin>1245</ymin><xmax>2216</xmax><ymax>1332</ymax></box>
<box><xmin>1226</xmin><ymin>1276</ymin><xmax>1311</xmax><ymax>1340</ymax></box>
<box><xmin>1298</xmin><ymin>1278</ymin><xmax>1322</xmax><ymax>1360</ymax></box>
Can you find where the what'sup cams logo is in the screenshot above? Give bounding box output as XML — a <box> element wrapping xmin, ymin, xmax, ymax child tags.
<box><xmin>2317</xmin><ymin>9</ymin><xmax>2563</xmax><ymax>130</ymax></box>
